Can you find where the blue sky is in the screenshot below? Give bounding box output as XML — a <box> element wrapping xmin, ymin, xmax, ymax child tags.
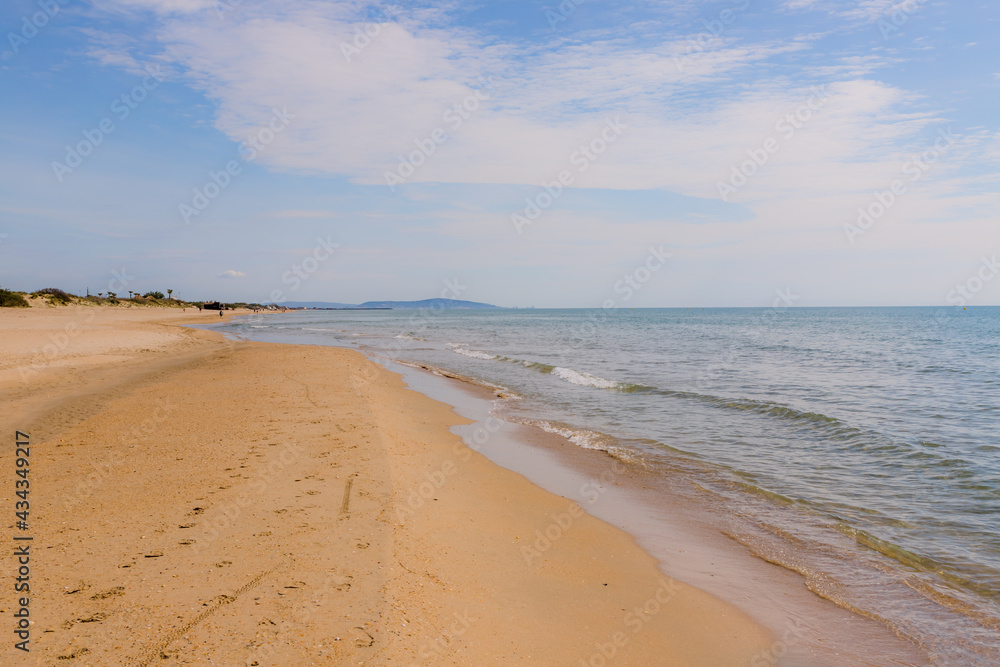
<box><xmin>1</xmin><ymin>0</ymin><xmax>998</xmax><ymax>307</ymax></box>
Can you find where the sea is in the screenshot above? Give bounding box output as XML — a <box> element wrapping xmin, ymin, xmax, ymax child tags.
<box><xmin>213</xmin><ymin>306</ymin><xmax>1000</xmax><ymax>664</ymax></box>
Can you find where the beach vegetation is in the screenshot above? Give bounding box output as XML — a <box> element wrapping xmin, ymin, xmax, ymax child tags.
<box><xmin>34</xmin><ymin>287</ymin><xmax>74</xmax><ymax>305</ymax></box>
<box><xmin>0</xmin><ymin>288</ymin><xmax>30</xmax><ymax>308</ymax></box>
<box><xmin>10</xmin><ymin>285</ymin><xmax>221</xmax><ymax>310</ymax></box>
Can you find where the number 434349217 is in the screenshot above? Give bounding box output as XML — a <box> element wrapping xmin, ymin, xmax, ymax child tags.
<box><xmin>15</xmin><ymin>431</ymin><xmax>29</xmax><ymax>510</ymax></box>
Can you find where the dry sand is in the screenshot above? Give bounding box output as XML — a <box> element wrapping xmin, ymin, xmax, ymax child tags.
<box><xmin>1</xmin><ymin>305</ymin><xmax>774</xmax><ymax>665</ymax></box>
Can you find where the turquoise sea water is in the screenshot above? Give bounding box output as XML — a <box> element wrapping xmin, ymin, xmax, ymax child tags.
<box><xmin>219</xmin><ymin>306</ymin><xmax>1000</xmax><ymax>664</ymax></box>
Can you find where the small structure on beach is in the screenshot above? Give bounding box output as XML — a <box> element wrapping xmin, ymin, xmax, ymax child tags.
<box><xmin>202</xmin><ymin>301</ymin><xmax>223</xmax><ymax>310</ymax></box>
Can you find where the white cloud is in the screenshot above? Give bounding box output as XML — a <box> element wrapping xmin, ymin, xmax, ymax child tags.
<box><xmin>92</xmin><ymin>0</ymin><xmax>217</xmax><ymax>15</ymax></box>
<box><xmin>265</xmin><ymin>210</ymin><xmax>341</xmax><ymax>219</ymax></box>
<box><xmin>77</xmin><ymin>0</ymin><xmax>1000</xmax><ymax>306</ymax></box>
<box><xmin>841</xmin><ymin>1</ymin><xmax>905</xmax><ymax>22</ymax></box>
<box><xmin>218</xmin><ymin>269</ymin><xmax>246</xmax><ymax>278</ymax></box>
<box><xmin>783</xmin><ymin>0</ymin><xmax>825</xmax><ymax>9</ymax></box>
<box><xmin>79</xmin><ymin>0</ymin><xmax>949</xmax><ymax>207</ymax></box>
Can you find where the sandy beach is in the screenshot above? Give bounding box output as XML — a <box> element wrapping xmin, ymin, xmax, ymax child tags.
<box><xmin>1</xmin><ymin>304</ymin><xmax>774</xmax><ymax>665</ymax></box>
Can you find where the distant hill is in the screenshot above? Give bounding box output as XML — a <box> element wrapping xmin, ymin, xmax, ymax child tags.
<box><xmin>278</xmin><ymin>298</ymin><xmax>502</xmax><ymax>310</ymax></box>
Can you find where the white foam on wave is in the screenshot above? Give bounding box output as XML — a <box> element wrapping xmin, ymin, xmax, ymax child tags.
<box><xmin>451</xmin><ymin>347</ymin><xmax>497</xmax><ymax>361</ymax></box>
<box><xmin>533</xmin><ymin>421</ymin><xmax>606</xmax><ymax>450</ymax></box>
<box><xmin>529</xmin><ymin>420</ymin><xmax>642</xmax><ymax>464</ymax></box>
<box><xmin>551</xmin><ymin>366</ymin><xmax>620</xmax><ymax>389</ymax></box>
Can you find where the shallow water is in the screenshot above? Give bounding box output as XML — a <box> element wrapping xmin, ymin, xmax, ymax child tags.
<box><xmin>219</xmin><ymin>306</ymin><xmax>1000</xmax><ymax>664</ymax></box>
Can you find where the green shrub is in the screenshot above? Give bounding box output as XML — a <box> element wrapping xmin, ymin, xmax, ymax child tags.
<box><xmin>0</xmin><ymin>288</ymin><xmax>29</xmax><ymax>308</ymax></box>
<box><xmin>144</xmin><ymin>291</ymin><xmax>165</xmax><ymax>299</ymax></box>
<box><xmin>36</xmin><ymin>288</ymin><xmax>74</xmax><ymax>304</ymax></box>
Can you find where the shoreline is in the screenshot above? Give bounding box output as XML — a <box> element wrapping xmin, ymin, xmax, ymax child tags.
<box><xmin>205</xmin><ymin>310</ymin><xmax>935</xmax><ymax>664</ymax></box>
<box><xmin>373</xmin><ymin>354</ymin><xmax>934</xmax><ymax>667</ymax></box>
<box><xmin>2</xmin><ymin>305</ymin><xmax>773</xmax><ymax>664</ymax></box>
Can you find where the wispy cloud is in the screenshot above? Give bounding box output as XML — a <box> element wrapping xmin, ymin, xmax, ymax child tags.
<box><xmin>95</xmin><ymin>0</ymin><xmax>217</xmax><ymax>15</ymax></box>
<box><xmin>5</xmin><ymin>0</ymin><xmax>993</xmax><ymax>306</ymax></box>
<box><xmin>265</xmin><ymin>209</ymin><xmax>341</xmax><ymax>219</ymax></box>
<box><xmin>77</xmin><ymin>0</ymin><xmax>961</xmax><ymax>209</ymax></box>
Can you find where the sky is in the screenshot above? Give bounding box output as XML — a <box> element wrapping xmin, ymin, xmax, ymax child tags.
<box><xmin>1</xmin><ymin>0</ymin><xmax>998</xmax><ymax>307</ymax></box>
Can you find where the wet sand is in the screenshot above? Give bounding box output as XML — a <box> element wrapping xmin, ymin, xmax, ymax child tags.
<box><xmin>385</xmin><ymin>358</ymin><xmax>933</xmax><ymax>667</ymax></box>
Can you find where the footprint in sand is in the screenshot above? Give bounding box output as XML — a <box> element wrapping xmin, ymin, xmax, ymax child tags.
<box><xmin>62</xmin><ymin>613</ymin><xmax>107</xmax><ymax>629</ymax></box>
<box><xmin>326</xmin><ymin>571</ymin><xmax>353</xmax><ymax>592</ymax></box>
<box><xmin>91</xmin><ymin>586</ymin><xmax>124</xmax><ymax>600</ymax></box>
<box><xmin>353</xmin><ymin>626</ymin><xmax>375</xmax><ymax>647</ymax></box>
<box><xmin>57</xmin><ymin>647</ymin><xmax>91</xmax><ymax>660</ymax></box>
